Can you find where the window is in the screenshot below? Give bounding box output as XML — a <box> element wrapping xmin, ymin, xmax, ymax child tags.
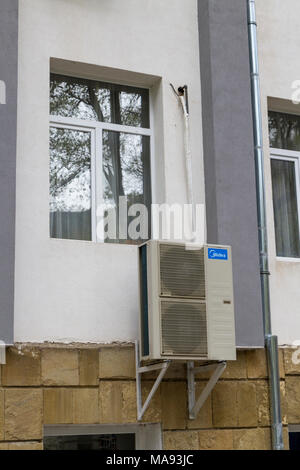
<box><xmin>269</xmin><ymin>111</ymin><xmax>300</xmax><ymax>258</ymax></box>
<box><xmin>43</xmin><ymin>424</ymin><xmax>162</xmax><ymax>450</ymax></box>
<box><xmin>288</xmin><ymin>425</ymin><xmax>300</xmax><ymax>450</ymax></box>
<box><xmin>44</xmin><ymin>433</ymin><xmax>135</xmax><ymax>450</ymax></box>
<box><xmin>50</xmin><ymin>73</ymin><xmax>152</xmax><ymax>244</ymax></box>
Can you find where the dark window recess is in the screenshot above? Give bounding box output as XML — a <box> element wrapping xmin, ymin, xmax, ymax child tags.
<box><xmin>289</xmin><ymin>432</ymin><xmax>300</xmax><ymax>450</ymax></box>
<box><xmin>271</xmin><ymin>159</ymin><xmax>300</xmax><ymax>258</ymax></box>
<box><xmin>44</xmin><ymin>434</ymin><xmax>135</xmax><ymax>450</ymax></box>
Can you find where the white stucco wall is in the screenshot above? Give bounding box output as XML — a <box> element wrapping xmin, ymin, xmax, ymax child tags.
<box><xmin>15</xmin><ymin>0</ymin><xmax>204</xmax><ymax>343</ymax></box>
<box><xmin>257</xmin><ymin>0</ymin><xmax>300</xmax><ymax>346</ymax></box>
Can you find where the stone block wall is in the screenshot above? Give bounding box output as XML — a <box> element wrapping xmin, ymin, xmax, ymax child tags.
<box><xmin>0</xmin><ymin>344</ymin><xmax>297</xmax><ymax>450</ymax></box>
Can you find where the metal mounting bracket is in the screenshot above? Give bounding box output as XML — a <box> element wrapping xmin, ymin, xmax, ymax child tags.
<box><xmin>135</xmin><ymin>341</ymin><xmax>171</xmax><ymax>421</ymax></box>
<box><xmin>187</xmin><ymin>361</ymin><xmax>227</xmax><ymax>420</ymax></box>
<box><xmin>135</xmin><ymin>341</ymin><xmax>227</xmax><ymax>422</ymax></box>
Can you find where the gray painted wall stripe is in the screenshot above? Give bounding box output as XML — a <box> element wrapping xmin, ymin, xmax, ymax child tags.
<box><xmin>198</xmin><ymin>0</ymin><xmax>264</xmax><ymax>347</ymax></box>
<box><xmin>0</xmin><ymin>0</ymin><xmax>18</xmax><ymax>344</ymax></box>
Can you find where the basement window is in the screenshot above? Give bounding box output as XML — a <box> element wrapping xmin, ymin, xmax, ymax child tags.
<box><xmin>44</xmin><ymin>433</ymin><xmax>135</xmax><ymax>451</ymax></box>
<box><xmin>49</xmin><ymin>73</ymin><xmax>152</xmax><ymax>244</ymax></box>
<box><xmin>43</xmin><ymin>424</ymin><xmax>162</xmax><ymax>450</ymax></box>
<box><xmin>289</xmin><ymin>425</ymin><xmax>300</xmax><ymax>450</ymax></box>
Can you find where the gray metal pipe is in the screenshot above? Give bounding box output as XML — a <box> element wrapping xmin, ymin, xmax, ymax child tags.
<box><xmin>247</xmin><ymin>0</ymin><xmax>284</xmax><ymax>450</ymax></box>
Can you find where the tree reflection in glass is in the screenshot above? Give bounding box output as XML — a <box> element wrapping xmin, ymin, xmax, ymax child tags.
<box><xmin>50</xmin><ymin>74</ymin><xmax>111</xmax><ymax>122</ymax></box>
<box><xmin>269</xmin><ymin>111</ymin><xmax>300</xmax><ymax>151</ymax></box>
<box><xmin>103</xmin><ymin>131</ymin><xmax>151</xmax><ymax>243</ymax></box>
<box><xmin>50</xmin><ymin>74</ymin><xmax>151</xmax><ymax>243</ymax></box>
<box><xmin>119</xmin><ymin>92</ymin><xmax>144</xmax><ymax>127</ymax></box>
<box><xmin>50</xmin><ymin>74</ymin><xmax>149</xmax><ymax>128</ymax></box>
<box><xmin>50</xmin><ymin>127</ymin><xmax>92</xmax><ymax>241</ymax></box>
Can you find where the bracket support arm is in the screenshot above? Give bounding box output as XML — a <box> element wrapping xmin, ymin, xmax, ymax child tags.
<box><xmin>188</xmin><ymin>361</ymin><xmax>227</xmax><ymax>420</ymax></box>
<box><xmin>135</xmin><ymin>341</ymin><xmax>171</xmax><ymax>421</ymax></box>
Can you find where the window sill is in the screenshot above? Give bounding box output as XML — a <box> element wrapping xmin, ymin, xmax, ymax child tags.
<box><xmin>276</xmin><ymin>256</ymin><xmax>300</xmax><ymax>263</ymax></box>
<box><xmin>49</xmin><ymin>237</ymin><xmax>141</xmax><ymax>248</ymax></box>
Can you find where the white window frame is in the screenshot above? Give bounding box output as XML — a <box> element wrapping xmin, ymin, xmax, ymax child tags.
<box><xmin>270</xmin><ymin>148</ymin><xmax>300</xmax><ymax>261</ymax></box>
<box><xmin>44</xmin><ymin>423</ymin><xmax>162</xmax><ymax>450</ymax></box>
<box><xmin>50</xmin><ymin>95</ymin><xmax>154</xmax><ymax>244</ymax></box>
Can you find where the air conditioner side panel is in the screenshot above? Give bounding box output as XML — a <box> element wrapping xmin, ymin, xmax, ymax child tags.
<box><xmin>140</xmin><ymin>240</ymin><xmax>162</xmax><ymax>361</ymax></box>
<box><xmin>205</xmin><ymin>245</ymin><xmax>236</xmax><ymax>360</ymax></box>
<box><xmin>138</xmin><ymin>242</ymin><xmax>150</xmax><ymax>360</ymax></box>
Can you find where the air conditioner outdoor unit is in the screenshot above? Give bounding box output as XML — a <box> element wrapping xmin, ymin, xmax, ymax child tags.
<box><xmin>138</xmin><ymin>241</ymin><xmax>236</xmax><ymax>362</ymax></box>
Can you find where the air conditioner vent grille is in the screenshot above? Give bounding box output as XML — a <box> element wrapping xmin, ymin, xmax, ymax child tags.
<box><xmin>160</xmin><ymin>244</ymin><xmax>205</xmax><ymax>299</ymax></box>
<box><xmin>161</xmin><ymin>300</ymin><xmax>208</xmax><ymax>356</ymax></box>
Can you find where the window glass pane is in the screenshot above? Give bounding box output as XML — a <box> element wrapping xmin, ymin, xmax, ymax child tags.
<box><xmin>271</xmin><ymin>159</ymin><xmax>300</xmax><ymax>257</ymax></box>
<box><xmin>119</xmin><ymin>90</ymin><xmax>149</xmax><ymax>128</ymax></box>
<box><xmin>50</xmin><ymin>127</ymin><xmax>92</xmax><ymax>241</ymax></box>
<box><xmin>102</xmin><ymin>130</ymin><xmax>151</xmax><ymax>244</ymax></box>
<box><xmin>269</xmin><ymin>111</ymin><xmax>300</xmax><ymax>151</ymax></box>
<box><xmin>44</xmin><ymin>434</ymin><xmax>135</xmax><ymax>450</ymax></box>
<box><xmin>50</xmin><ymin>74</ymin><xmax>150</xmax><ymax>128</ymax></box>
<box><xmin>50</xmin><ymin>74</ymin><xmax>111</xmax><ymax>122</ymax></box>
